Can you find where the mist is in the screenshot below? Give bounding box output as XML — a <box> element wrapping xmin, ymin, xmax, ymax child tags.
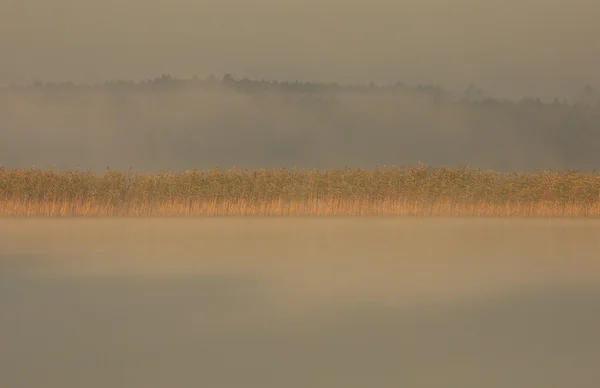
<box><xmin>3</xmin><ymin>0</ymin><xmax>600</xmax><ymax>172</ymax></box>
<box><xmin>2</xmin><ymin>80</ymin><xmax>600</xmax><ymax>172</ymax></box>
<box><xmin>2</xmin><ymin>218</ymin><xmax>600</xmax><ymax>388</ymax></box>
<box><xmin>2</xmin><ymin>0</ymin><xmax>600</xmax><ymax>99</ymax></box>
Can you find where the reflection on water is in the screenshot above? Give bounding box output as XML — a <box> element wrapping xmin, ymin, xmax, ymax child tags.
<box><xmin>1</xmin><ymin>218</ymin><xmax>600</xmax><ymax>388</ymax></box>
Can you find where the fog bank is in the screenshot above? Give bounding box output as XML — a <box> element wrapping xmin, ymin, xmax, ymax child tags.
<box><xmin>2</xmin><ymin>83</ymin><xmax>600</xmax><ymax>172</ymax></box>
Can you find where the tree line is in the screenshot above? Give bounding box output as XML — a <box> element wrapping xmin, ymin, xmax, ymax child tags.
<box><xmin>4</xmin><ymin>74</ymin><xmax>599</xmax><ymax>106</ymax></box>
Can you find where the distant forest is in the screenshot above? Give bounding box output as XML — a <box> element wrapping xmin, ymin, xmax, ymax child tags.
<box><xmin>4</xmin><ymin>73</ymin><xmax>600</xmax><ymax>105</ymax></box>
<box><xmin>1</xmin><ymin>74</ymin><xmax>600</xmax><ymax>172</ymax></box>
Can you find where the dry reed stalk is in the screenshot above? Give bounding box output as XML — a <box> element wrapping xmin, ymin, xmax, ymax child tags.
<box><xmin>2</xmin><ymin>198</ymin><xmax>600</xmax><ymax>217</ymax></box>
<box><xmin>2</xmin><ymin>167</ymin><xmax>600</xmax><ymax>217</ymax></box>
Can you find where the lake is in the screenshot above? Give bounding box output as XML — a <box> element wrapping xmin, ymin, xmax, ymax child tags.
<box><xmin>1</xmin><ymin>218</ymin><xmax>599</xmax><ymax>388</ymax></box>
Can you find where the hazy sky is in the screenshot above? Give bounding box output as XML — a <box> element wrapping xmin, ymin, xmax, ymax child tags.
<box><xmin>2</xmin><ymin>0</ymin><xmax>599</xmax><ymax>97</ymax></box>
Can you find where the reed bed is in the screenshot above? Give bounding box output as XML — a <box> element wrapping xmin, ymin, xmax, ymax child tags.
<box><xmin>2</xmin><ymin>166</ymin><xmax>600</xmax><ymax>217</ymax></box>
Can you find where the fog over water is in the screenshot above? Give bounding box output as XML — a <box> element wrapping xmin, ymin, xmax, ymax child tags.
<box><xmin>3</xmin><ymin>2</ymin><xmax>600</xmax><ymax>386</ymax></box>
<box><xmin>2</xmin><ymin>82</ymin><xmax>600</xmax><ymax>172</ymax></box>
<box><xmin>0</xmin><ymin>0</ymin><xmax>600</xmax><ymax>172</ymax></box>
<box><xmin>2</xmin><ymin>218</ymin><xmax>600</xmax><ymax>388</ymax></box>
<box><xmin>3</xmin><ymin>0</ymin><xmax>600</xmax><ymax>172</ymax></box>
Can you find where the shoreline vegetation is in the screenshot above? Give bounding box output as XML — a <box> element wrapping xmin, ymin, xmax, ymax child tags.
<box><xmin>2</xmin><ymin>166</ymin><xmax>600</xmax><ymax>217</ymax></box>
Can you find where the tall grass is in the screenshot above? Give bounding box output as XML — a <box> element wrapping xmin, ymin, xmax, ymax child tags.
<box><xmin>1</xmin><ymin>166</ymin><xmax>600</xmax><ymax>217</ymax></box>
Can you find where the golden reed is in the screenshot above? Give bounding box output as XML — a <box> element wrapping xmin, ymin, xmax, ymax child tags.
<box><xmin>2</xmin><ymin>167</ymin><xmax>600</xmax><ymax>217</ymax></box>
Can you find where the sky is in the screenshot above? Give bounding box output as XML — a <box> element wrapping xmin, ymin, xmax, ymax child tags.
<box><xmin>2</xmin><ymin>0</ymin><xmax>599</xmax><ymax>98</ymax></box>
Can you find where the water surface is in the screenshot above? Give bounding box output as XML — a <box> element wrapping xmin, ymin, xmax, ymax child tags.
<box><xmin>1</xmin><ymin>218</ymin><xmax>599</xmax><ymax>388</ymax></box>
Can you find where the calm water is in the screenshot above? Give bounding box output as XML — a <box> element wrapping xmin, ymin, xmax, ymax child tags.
<box><xmin>1</xmin><ymin>218</ymin><xmax>600</xmax><ymax>388</ymax></box>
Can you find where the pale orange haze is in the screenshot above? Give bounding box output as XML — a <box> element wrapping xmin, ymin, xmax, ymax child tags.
<box><xmin>2</xmin><ymin>0</ymin><xmax>599</xmax><ymax>98</ymax></box>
